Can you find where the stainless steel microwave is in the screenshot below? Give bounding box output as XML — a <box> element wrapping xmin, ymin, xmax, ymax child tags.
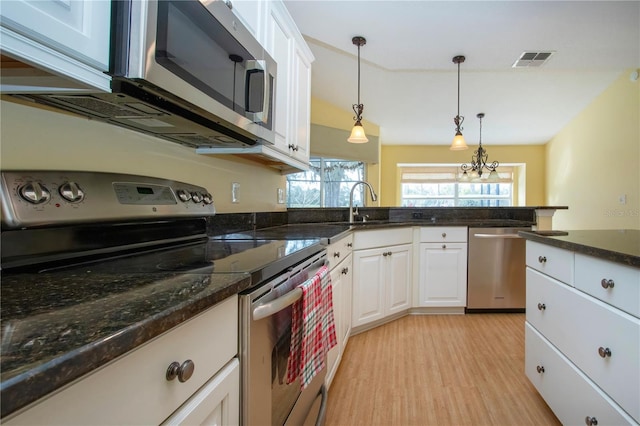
<box><xmin>17</xmin><ymin>0</ymin><xmax>276</xmax><ymax>149</ymax></box>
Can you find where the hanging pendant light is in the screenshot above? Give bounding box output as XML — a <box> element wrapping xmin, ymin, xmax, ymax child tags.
<box><xmin>450</xmin><ymin>55</ymin><xmax>468</xmax><ymax>150</ymax></box>
<box><xmin>459</xmin><ymin>113</ymin><xmax>499</xmax><ymax>181</ymax></box>
<box><xmin>348</xmin><ymin>36</ymin><xmax>369</xmax><ymax>143</ymax></box>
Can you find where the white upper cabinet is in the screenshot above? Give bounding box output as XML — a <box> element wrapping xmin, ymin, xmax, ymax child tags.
<box><xmin>228</xmin><ymin>0</ymin><xmax>264</xmax><ymax>39</ymax></box>
<box><xmin>1</xmin><ymin>0</ymin><xmax>111</xmax><ymax>92</ymax></box>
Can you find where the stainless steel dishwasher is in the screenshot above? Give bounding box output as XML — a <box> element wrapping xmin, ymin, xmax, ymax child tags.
<box><xmin>466</xmin><ymin>227</ymin><xmax>531</xmax><ymax>311</ymax></box>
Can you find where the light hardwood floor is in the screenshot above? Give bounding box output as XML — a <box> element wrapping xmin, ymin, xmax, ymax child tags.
<box><xmin>325</xmin><ymin>314</ymin><xmax>560</xmax><ymax>426</ymax></box>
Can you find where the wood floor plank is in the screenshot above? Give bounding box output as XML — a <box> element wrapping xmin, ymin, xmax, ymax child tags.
<box><xmin>325</xmin><ymin>314</ymin><xmax>560</xmax><ymax>426</ymax></box>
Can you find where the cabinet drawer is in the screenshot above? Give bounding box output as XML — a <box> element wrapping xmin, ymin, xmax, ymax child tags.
<box><xmin>525</xmin><ymin>323</ymin><xmax>636</xmax><ymax>426</ymax></box>
<box><xmin>6</xmin><ymin>296</ymin><xmax>238</xmax><ymax>425</ymax></box>
<box><xmin>526</xmin><ymin>269</ymin><xmax>640</xmax><ymax>422</ymax></box>
<box><xmin>353</xmin><ymin>227</ymin><xmax>412</xmax><ymax>249</ymax></box>
<box><xmin>575</xmin><ymin>253</ymin><xmax>640</xmax><ymax>318</ymax></box>
<box><xmin>526</xmin><ymin>240</ymin><xmax>574</xmax><ymax>284</ymax></box>
<box><xmin>420</xmin><ymin>226</ymin><xmax>467</xmax><ymax>242</ymax></box>
<box><xmin>326</xmin><ymin>233</ymin><xmax>354</xmax><ymax>271</ymax></box>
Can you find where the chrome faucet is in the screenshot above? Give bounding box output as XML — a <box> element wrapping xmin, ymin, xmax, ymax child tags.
<box><xmin>349</xmin><ymin>181</ymin><xmax>378</xmax><ymax>223</ymax></box>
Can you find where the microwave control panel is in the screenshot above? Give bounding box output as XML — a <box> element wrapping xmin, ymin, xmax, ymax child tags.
<box><xmin>1</xmin><ymin>171</ymin><xmax>215</xmax><ymax>228</ymax></box>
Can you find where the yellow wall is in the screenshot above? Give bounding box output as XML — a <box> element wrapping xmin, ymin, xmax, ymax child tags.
<box><xmin>379</xmin><ymin>145</ymin><xmax>546</xmax><ymax>207</ymax></box>
<box><xmin>546</xmin><ymin>69</ymin><xmax>640</xmax><ymax>230</ymax></box>
<box><xmin>0</xmin><ymin>100</ymin><xmax>287</xmax><ymax>213</ymax></box>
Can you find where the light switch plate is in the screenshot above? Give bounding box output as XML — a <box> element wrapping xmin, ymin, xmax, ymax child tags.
<box><xmin>232</xmin><ymin>182</ymin><xmax>240</xmax><ymax>203</ymax></box>
<box><xmin>277</xmin><ymin>188</ymin><xmax>285</xmax><ymax>204</ymax></box>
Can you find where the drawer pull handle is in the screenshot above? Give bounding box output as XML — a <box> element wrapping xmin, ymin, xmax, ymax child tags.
<box><xmin>537</xmin><ymin>303</ymin><xmax>546</xmax><ymax>311</ymax></box>
<box><xmin>166</xmin><ymin>359</ymin><xmax>195</xmax><ymax>383</ymax></box>
<box><xmin>347</xmin><ymin>242</ymin><xmax>353</xmax><ymax>247</ymax></box>
<box><xmin>598</xmin><ymin>347</ymin><xmax>612</xmax><ymax>358</ymax></box>
<box><xmin>442</xmin><ymin>232</ymin><xmax>447</xmax><ymax>238</ymax></box>
<box><xmin>333</xmin><ymin>252</ymin><xmax>340</xmax><ymax>258</ymax></box>
<box><xmin>341</xmin><ymin>267</ymin><xmax>349</xmax><ymax>275</ymax></box>
<box><xmin>538</xmin><ymin>256</ymin><xmax>547</xmax><ymax>263</ymax></box>
<box><xmin>600</xmin><ymin>279</ymin><xmax>615</xmax><ymax>289</ymax></box>
<box><xmin>585</xmin><ymin>416</ymin><xmax>598</xmax><ymax>426</ymax></box>
<box><xmin>536</xmin><ymin>365</ymin><xmax>545</xmax><ymax>374</ymax></box>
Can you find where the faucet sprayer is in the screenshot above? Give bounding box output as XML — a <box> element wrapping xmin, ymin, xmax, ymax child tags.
<box><xmin>349</xmin><ymin>181</ymin><xmax>378</xmax><ymax>223</ymax></box>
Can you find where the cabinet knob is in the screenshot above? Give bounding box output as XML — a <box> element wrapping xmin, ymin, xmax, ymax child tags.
<box><xmin>537</xmin><ymin>303</ymin><xmax>546</xmax><ymax>311</ymax></box>
<box><xmin>383</xmin><ymin>252</ymin><xmax>388</xmax><ymax>257</ymax></box>
<box><xmin>598</xmin><ymin>347</ymin><xmax>612</xmax><ymax>358</ymax></box>
<box><xmin>442</xmin><ymin>232</ymin><xmax>447</xmax><ymax>238</ymax></box>
<box><xmin>536</xmin><ymin>365</ymin><xmax>545</xmax><ymax>374</ymax></box>
<box><xmin>585</xmin><ymin>416</ymin><xmax>598</xmax><ymax>426</ymax></box>
<box><xmin>333</xmin><ymin>252</ymin><xmax>340</xmax><ymax>258</ymax></box>
<box><xmin>347</xmin><ymin>242</ymin><xmax>353</xmax><ymax>248</ymax></box>
<box><xmin>442</xmin><ymin>244</ymin><xmax>447</xmax><ymax>249</ymax></box>
<box><xmin>288</xmin><ymin>144</ymin><xmax>299</xmax><ymax>151</ymax></box>
<box><xmin>538</xmin><ymin>256</ymin><xmax>547</xmax><ymax>263</ymax></box>
<box><xmin>341</xmin><ymin>267</ymin><xmax>349</xmax><ymax>275</ymax></box>
<box><xmin>387</xmin><ymin>251</ymin><xmax>392</xmax><ymax>256</ymax></box>
<box><xmin>600</xmin><ymin>279</ymin><xmax>615</xmax><ymax>289</ymax></box>
<box><xmin>166</xmin><ymin>359</ymin><xmax>195</xmax><ymax>382</ymax></box>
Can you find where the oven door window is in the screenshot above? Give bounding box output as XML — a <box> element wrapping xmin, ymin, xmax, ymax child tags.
<box><xmin>155</xmin><ymin>1</ymin><xmax>261</xmax><ymax>120</ymax></box>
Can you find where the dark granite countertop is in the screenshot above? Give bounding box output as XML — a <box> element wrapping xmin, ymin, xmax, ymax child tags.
<box><xmin>519</xmin><ymin>229</ymin><xmax>640</xmax><ymax>268</ymax></box>
<box><xmin>0</xmin><ymin>270</ymin><xmax>251</xmax><ymax>418</ymax></box>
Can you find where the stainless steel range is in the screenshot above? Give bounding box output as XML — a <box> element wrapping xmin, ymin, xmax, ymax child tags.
<box><xmin>0</xmin><ymin>171</ymin><xmax>326</xmax><ymax>424</ymax></box>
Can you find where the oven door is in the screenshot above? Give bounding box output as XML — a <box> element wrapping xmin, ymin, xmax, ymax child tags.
<box><xmin>112</xmin><ymin>0</ymin><xmax>275</xmax><ymax>135</ymax></box>
<box><xmin>240</xmin><ymin>252</ymin><xmax>327</xmax><ymax>426</ymax></box>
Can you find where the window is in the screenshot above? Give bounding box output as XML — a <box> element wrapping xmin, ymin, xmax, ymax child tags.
<box><xmin>287</xmin><ymin>158</ymin><xmax>365</xmax><ymax>207</ymax></box>
<box><xmin>400</xmin><ymin>165</ymin><xmax>514</xmax><ymax>207</ymax></box>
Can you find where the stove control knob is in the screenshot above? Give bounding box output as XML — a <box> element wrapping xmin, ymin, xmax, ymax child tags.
<box><xmin>19</xmin><ymin>181</ymin><xmax>51</xmax><ymax>204</ymax></box>
<box><xmin>59</xmin><ymin>181</ymin><xmax>84</xmax><ymax>203</ymax></box>
<box><xmin>176</xmin><ymin>189</ymin><xmax>192</xmax><ymax>202</ymax></box>
<box><xmin>202</xmin><ymin>193</ymin><xmax>213</xmax><ymax>204</ymax></box>
<box><xmin>191</xmin><ymin>191</ymin><xmax>203</xmax><ymax>203</ymax></box>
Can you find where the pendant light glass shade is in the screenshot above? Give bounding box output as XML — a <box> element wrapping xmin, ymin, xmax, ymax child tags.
<box><xmin>348</xmin><ymin>121</ymin><xmax>369</xmax><ymax>143</ymax></box>
<box><xmin>450</xmin><ymin>131</ymin><xmax>468</xmax><ymax>150</ymax></box>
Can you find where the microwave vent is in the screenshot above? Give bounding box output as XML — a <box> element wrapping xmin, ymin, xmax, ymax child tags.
<box><xmin>166</xmin><ymin>134</ymin><xmax>247</xmax><ymax>147</ymax></box>
<box><xmin>48</xmin><ymin>95</ymin><xmax>150</xmax><ymax>118</ymax></box>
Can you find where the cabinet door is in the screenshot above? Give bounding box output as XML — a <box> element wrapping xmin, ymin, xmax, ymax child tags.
<box><xmin>341</xmin><ymin>254</ymin><xmax>353</xmax><ymax>347</ymax></box>
<box><xmin>326</xmin><ymin>263</ymin><xmax>343</xmax><ymax>387</ymax></box>
<box><xmin>229</xmin><ymin>0</ymin><xmax>263</xmax><ymax>39</ymax></box>
<box><xmin>352</xmin><ymin>248</ymin><xmax>386</xmax><ymax>327</ymax></box>
<box><xmin>418</xmin><ymin>243</ymin><xmax>468</xmax><ymax>307</ymax></box>
<box><xmin>1</xmin><ymin>0</ymin><xmax>110</xmax><ymax>69</ymax></box>
<box><xmin>162</xmin><ymin>359</ymin><xmax>240</xmax><ymax>426</ymax></box>
<box><xmin>290</xmin><ymin>43</ymin><xmax>312</xmax><ymax>162</ymax></box>
<box><xmin>264</xmin><ymin>2</ymin><xmax>292</xmax><ymax>154</ymax></box>
<box><xmin>386</xmin><ymin>244</ymin><xmax>412</xmax><ymax>315</ymax></box>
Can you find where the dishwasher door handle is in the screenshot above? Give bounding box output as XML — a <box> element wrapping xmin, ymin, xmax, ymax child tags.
<box><xmin>473</xmin><ymin>233</ymin><xmax>523</xmax><ymax>239</ymax></box>
<box><xmin>252</xmin><ymin>287</ymin><xmax>302</xmax><ymax>321</ymax></box>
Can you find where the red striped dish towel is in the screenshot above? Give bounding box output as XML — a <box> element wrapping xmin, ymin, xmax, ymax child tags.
<box><xmin>287</xmin><ymin>264</ymin><xmax>337</xmax><ymax>389</ymax></box>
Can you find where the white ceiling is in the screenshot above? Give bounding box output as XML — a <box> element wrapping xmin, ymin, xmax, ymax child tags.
<box><xmin>282</xmin><ymin>0</ymin><xmax>640</xmax><ymax>146</ymax></box>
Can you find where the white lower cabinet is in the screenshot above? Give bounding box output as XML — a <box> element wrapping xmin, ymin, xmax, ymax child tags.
<box><xmin>525</xmin><ymin>323</ymin><xmax>636</xmax><ymax>425</ymax></box>
<box><xmin>352</xmin><ymin>243</ymin><xmax>412</xmax><ymax>328</ymax></box>
<box><xmin>5</xmin><ymin>296</ymin><xmax>239</xmax><ymax>426</ymax></box>
<box><xmin>525</xmin><ymin>240</ymin><xmax>640</xmax><ymax>425</ymax></box>
<box><xmin>417</xmin><ymin>227</ymin><xmax>468</xmax><ymax>308</ymax></box>
<box><xmin>325</xmin><ymin>234</ymin><xmax>353</xmax><ymax>388</ymax></box>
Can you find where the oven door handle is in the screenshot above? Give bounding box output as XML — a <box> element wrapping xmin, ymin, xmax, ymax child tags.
<box><xmin>252</xmin><ymin>287</ymin><xmax>302</xmax><ymax>321</ymax></box>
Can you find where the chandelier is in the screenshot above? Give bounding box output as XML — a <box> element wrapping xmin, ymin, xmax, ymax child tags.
<box><xmin>347</xmin><ymin>36</ymin><xmax>368</xmax><ymax>143</ymax></box>
<box><xmin>459</xmin><ymin>113</ymin><xmax>499</xmax><ymax>181</ymax></box>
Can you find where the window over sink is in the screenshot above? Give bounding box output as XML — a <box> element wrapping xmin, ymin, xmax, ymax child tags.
<box><xmin>400</xmin><ymin>165</ymin><xmax>515</xmax><ymax>207</ymax></box>
<box><xmin>286</xmin><ymin>158</ymin><xmax>365</xmax><ymax>207</ymax></box>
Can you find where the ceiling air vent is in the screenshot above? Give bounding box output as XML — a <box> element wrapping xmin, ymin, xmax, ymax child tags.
<box><xmin>512</xmin><ymin>51</ymin><xmax>555</xmax><ymax>68</ymax></box>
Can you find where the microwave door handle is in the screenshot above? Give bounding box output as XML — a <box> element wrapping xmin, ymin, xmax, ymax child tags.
<box><xmin>252</xmin><ymin>287</ymin><xmax>302</xmax><ymax>321</ymax></box>
<box><xmin>246</xmin><ymin>59</ymin><xmax>269</xmax><ymax>124</ymax></box>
